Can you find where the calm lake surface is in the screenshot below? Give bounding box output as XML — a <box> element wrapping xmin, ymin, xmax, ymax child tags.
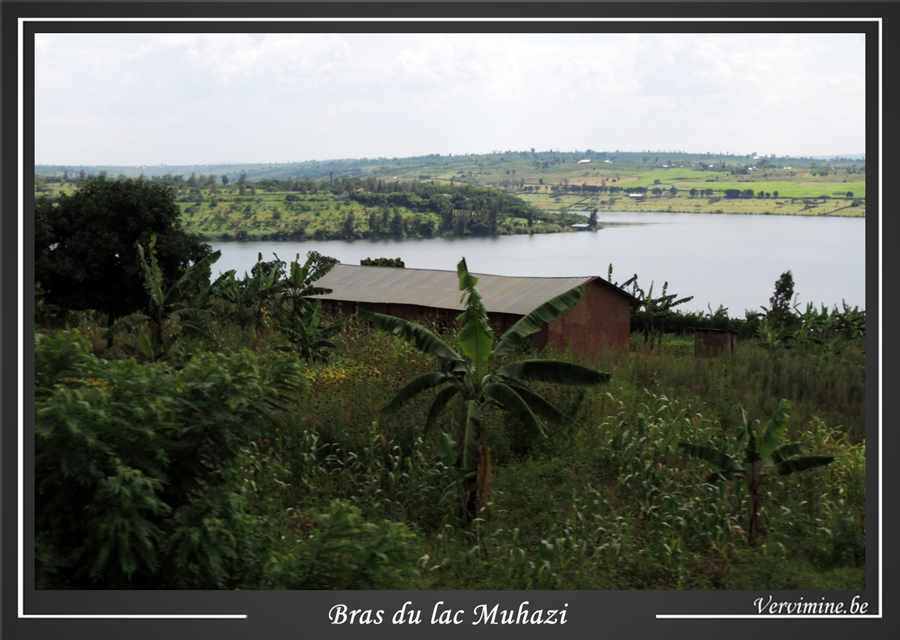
<box><xmin>210</xmin><ymin>212</ymin><xmax>868</xmax><ymax>316</ymax></box>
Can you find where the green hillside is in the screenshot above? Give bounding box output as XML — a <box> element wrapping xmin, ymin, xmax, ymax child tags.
<box><xmin>34</xmin><ymin>150</ymin><xmax>866</xmax><ymax>229</ymax></box>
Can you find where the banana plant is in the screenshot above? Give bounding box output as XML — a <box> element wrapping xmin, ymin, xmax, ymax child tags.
<box><xmin>678</xmin><ymin>399</ymin><xmax>834</xmax><ymax>545</ymax></box>
<box><xmin>275</xmin><ymin>299</ymin><xmax>347</xmax><ymax>363</ymax></box>
<box><xmin>270</xmin><ymin>252</ymin><xmax>344</xmax><ymax>362</ymax></box>
<box><xmin>210</xmin><ymin>270</ymin><xmax>252</xmax><ymax>331</ymax></box>
<box><xmin>359</xmin><ymin>258</ymin><xmax>611</xmax><ymax>520</ymax></box>
<box><xmin>278</xmin><ymin>251</ymin><xmax>339</xmax><ymax>320</ymax></box>
<box><xmin>755</xmin><ymin>316</ymin><xmax>796</xmax><ymax>351</ymax></box>
<box><xmin>606</xmin><ymin>266</ymin><xmax>691</xmax><ymax>350</ymax></box>
<box><xmin>834</xmin><ymin>300</ymin><xmax>866</xmax><ymax>342</ymax></box>
<box><xmin>634</xmin><ymin>280</ymin><xmax>693</xmax><ymax>349</ymax></box>
<box><xmin>104</xmin><ymin>234</ymin><xmax>220</xmax><ymax>360</ymax></box>
<box><xmin>212</xmin><ymin>255</ymin><xmax>284</xmax><ymax>335</ymax></box>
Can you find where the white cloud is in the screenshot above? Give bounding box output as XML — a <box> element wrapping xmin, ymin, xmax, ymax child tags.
<box><xmin>33</xmin><ymin>31</ymin><xmax>867</xmax><ymax>165</ymax></box>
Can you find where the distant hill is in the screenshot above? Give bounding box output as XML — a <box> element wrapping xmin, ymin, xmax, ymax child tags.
<box><xmin>34</xmin><ymin>149</ymin><xmax>866</xmax><ymax>185</ymax></box>
<box><xmin>811</xmin><ymin>154</ymin><xmax>865</xmax><ymax>161</ymax></box>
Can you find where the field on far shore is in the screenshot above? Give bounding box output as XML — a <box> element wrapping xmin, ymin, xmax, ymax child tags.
<box><xmin>520</xmin><ymin>191</ymin><xmax>865</xmax><ymax>217</ymax></box>
<box><xmin>35</xmin><ymin>153</ymin><xmax>867</xmax><ymax>222</ymax></box>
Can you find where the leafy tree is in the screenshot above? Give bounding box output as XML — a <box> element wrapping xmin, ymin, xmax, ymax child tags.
<box><xmin>358</xmin><ymin>258</ymin><xmax>610</xmax><ymax>519</ymax></box>
<box><xmin>34</xmin><ymin>176</ymin><xmax>211</xmax><ymax>331</ymax></box>
<box><xmin>341</xmin><ymin>212</ymin><xmax>357</xmax><ymax>240</ymax></box>
<box><xmin>360</xmin><ymin>257</ymin><xmax>405</xmax><ymax>267</ymax></box>
<box><xmin>390</xmin><ymin>210</ymin><xmax>404</xmax><ymax>238</ymax></box>
<box><xmin>763</xmin><ymin>270</ymin><xmax>797</xmax><ymax>329</ymax></box>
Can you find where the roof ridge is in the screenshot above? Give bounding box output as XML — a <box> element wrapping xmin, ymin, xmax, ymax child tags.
<box><xmin>333</xmin><ymin>263</ymin><xmax>597</xmax><ymax>281</ymax></box>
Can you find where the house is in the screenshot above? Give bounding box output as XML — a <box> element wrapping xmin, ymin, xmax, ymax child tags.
<box><xmin>312</xmin><ymin>264</ymin><xmax>641</xmax><ymax>359</ymax></box>
<box><xmin>693</xmin><ymin>328</ymin><xmax>738</xmax><ymax>357</ymax></box>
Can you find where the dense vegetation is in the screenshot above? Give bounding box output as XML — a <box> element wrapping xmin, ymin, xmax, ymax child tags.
<box><xmin>34</xmin><ymin>247</ymin><xmax>866</xmax><ymax>590</ymax></box>
<box><xmin>34</xmin><ymin>176</ymin><xmax>211</xmax><ymax>327</ymax></box>
<box><xmin>34</xmin><ymin>174</ymin><xmax>586</xmax><ymax>243</ymax></box>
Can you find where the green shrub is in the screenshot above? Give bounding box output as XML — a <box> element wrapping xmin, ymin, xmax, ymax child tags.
<box><xmin>34</xmin><ymin>331</ymin><xmax>304</xmax><ymax>588</ymax></box>
<box><xmin>257</xmin><ymin>500</ymin><xmax>420</xmax><ymax>590</ymax></box>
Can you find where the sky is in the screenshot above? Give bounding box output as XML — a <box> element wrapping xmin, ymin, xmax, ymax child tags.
<box><xmin>33</xmin><ymin>31</ymin><xmax>867</xmax><ymax>167</ymax></box>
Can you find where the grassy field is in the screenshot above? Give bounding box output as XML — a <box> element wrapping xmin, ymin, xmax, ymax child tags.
<box><xmin>521</xmin><ymin>191</ymin><xmax>865</xmax><ymax>217</ymax></box>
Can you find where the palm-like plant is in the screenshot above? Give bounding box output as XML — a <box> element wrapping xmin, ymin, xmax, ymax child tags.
<box><xmin>605</xmin><ymin>265</ymin><xmax>691</xmax><ymax>350</ymax></box>
<box><xmin>275</xmin><ymin>299</ymin><xmax>347</xmax><ymax>362</ymax></box>
<box><xmin>358</xmin><ymin>258</ymin><xmax>611</xmax><ymax>519</ymax></box>
<box><xmin>635</xmin><ymin>281</ymin><xmax>693</xmax><ymax>349</ymax></box>
<box><xmin>679</xmin><ymin>399</ymin><xmax>834</xmax><ymax>545</ymax></box>
<box><xmin>755</xmin><ymin>316</ymin><xmax>795</xmax><ymax>351</ymax></box>
<box><xmin>271</xmin><ymin>252</ymin><xmax>344</xmax><ymax>361</ymax></box>
<box><xmin>279</xmin><ymin>251</ymin><xmax>339</xmax><ymax>320</ymax></box>
<box><xmin>212</xmin><ymin>256</ymin><xmax>283</xmax><ymax>335</ymax></box>
<box><xmin>104</xmin><ymin>234</ymin><xmax>221</xmax><ymax>359</ymax></box>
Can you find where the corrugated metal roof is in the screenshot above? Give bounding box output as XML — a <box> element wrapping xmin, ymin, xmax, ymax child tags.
<box><xmin>313</xmin><ymin>264</ymin><xmax>600</xmax><ymax>316</ymax></box>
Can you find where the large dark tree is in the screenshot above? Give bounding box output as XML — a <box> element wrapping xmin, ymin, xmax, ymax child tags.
<box><xmin>34</xmin><ymin>176</ymin><xmax>211</xmax><ymax>327</ymax></box>
<box><xmin>766</xmin><ymin>270</ymin><xmax>797</xmax><ymax>329</ymax></box>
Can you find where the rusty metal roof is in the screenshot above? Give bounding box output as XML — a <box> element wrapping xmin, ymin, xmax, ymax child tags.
<box><xmin>313</xmin><ymin>264</ymin><xmax>605</xmax><ymax>316</ymax></box>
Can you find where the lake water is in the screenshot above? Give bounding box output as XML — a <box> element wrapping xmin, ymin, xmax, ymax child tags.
<box><xmin>209</xmin><ymin>211</ymin><xmax>868</xmax><ymax>316</ymax></box>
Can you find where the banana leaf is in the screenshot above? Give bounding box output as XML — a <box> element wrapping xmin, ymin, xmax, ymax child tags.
<box><xmin>491</xmin><ymin>285</ymin><xmax>586</xmax><ymax>358</ymax></box>
<box><xmin>758</xmin><ymin>399</ymin><xmax>791</xmax><ymax>460</ymax></box>
<box><xmin>382</xmin><ymin>372</ymin><xmax>452</xmax><ymax>414</ymax></box>
<box><xmin>495</xmin><ymin>360</ymin><xmax>611</xmax><ymax>386</ymax></box>
<box><xmin>425</xmin><ymin>386</ymin><xmax>460</xmax><ymax>432</ymax></box>
<box><xmin>773</xmin><ymin>455</ymin><xmax>835</xmax><ymax>477</ymax></box>
<box><xmin>357</xmin><ymin>309</ymin><xmax>462</xmax><ymax>362</ymax></box>
<box><xmin>491</xmin><ymin>378</ymin><xmax>567</xmax><ymax>424</ymax></box>
<box><xmin>103</xmin><ymin>314</ymin><xmax>151</xmax><ymax>340</ymax></box>
<box><xmin>483</xmin><ymin>383</ymin><xmax>548</xmax><ymax>440</ymax></box>
<box><xmin>456</xmin><ymin>259</ymin><xmax>494</xmax><ymax>363</ymax></box>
